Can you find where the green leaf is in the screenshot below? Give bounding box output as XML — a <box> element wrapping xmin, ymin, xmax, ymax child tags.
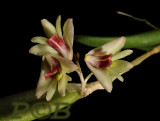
<box><xmin>135</xmin><ymin>46</ymin><xmax>153</xmax><ymax>51</ymax></box>
<box><xmin>74</xmin><ymin>30</ymin><xmax>160</xmax><ymax>51</ymax></box>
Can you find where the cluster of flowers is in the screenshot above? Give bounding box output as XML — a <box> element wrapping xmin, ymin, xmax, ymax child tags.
<box><xmin>29</xmin><ymin>16</ymin><xmax>133</xmax><ymax>101</ymax></box>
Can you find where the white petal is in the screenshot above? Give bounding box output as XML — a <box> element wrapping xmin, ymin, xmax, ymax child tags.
<box><xmin>50</xmin><ymin>54</ymin><xmax>78</xmax><ymax>73</ymax></box>
<box><xmin>112</xmin><ymin>49</ymin><xmax>133</xmax><ymax>61</ymax></box>
<box><xmin>63</xmin><ymin>18</ymin><xmax>74</xmax><ymax>49</ymax></box>
<box><xmin>111</xmin><ymin>60</ymin><xmax>133</xmax><ymax>74</ymax></box>
<box><xmin>46</xmin><ymin>78</ymin><xmax>57</xmax><ymax>101</ymax></box>
<box><xmin>41</xmin><ymin>19</ymin><xmax>57</xmax><ymax>38</ymax></box>
<box><xmin>86</xmin><ymin>62</ymin><xmax>113</xmax><ymax>92</ymax></box>
<box><xmin>36</xmin><ymin>56</ymin><xmax>51</xmax><ymax>99</ymax></box>
<box><xmin>108</xmin><ymin>68</ymin><xmax>124</xmax><ymax>82</ymax></box>
<box><xmin>87</xmin><ymin>37</ymin><xmax>126</xmax><ymax>56</ymax></box>
<box><xmin>31</xmin><ymin>36</ymin><xmax>48</xmax><ymax>44</ymax></box>
<box><xmin>29</xmin><ymin>44</ymin><xmax>59</xmax><ymax>56</ymax></box>
<box><xmin>58</xmin><ymin>73</ymin><xmax>70</xmax><ymax>96</ymax></box>
<box><xmin>56</xmin><ymin>15</ymin><xmax>63</xmax><ymax>38</ymax></box>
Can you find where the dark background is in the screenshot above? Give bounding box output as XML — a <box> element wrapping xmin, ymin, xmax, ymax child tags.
<box><xmin>0</xmin><ymin>1</ymin><xmax>159</xmax><ymax>120</ymax></box>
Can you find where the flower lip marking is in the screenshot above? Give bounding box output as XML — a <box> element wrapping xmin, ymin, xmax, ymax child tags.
<box><xmin>86</xmin><ymin>54</ymin><xmax>113</xmax><ymax>69</ymax></box>
<box><xmin>44</xmin><ymin>54</ymin><xmax>62</xmax><ymax>80</ymax></box>
<box><xmin>45</xmin><ymin>67</ymin><xmax>58</xmax><ymax>80</ymax></box>
<box><xmin>46</xmin><ymin>35</ymin><xmax>70</xmax><ymax>57</ymax></box>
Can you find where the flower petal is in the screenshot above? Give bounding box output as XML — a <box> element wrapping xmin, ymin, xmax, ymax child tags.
<box><xmin>87</xmin><ymin>37</ymin><xmax>126</xmax><ymax>56</ymax></box>
<box><xmin>58</xmin><ymin>73</ymin><xmax>71</xmax><ymax>96</ymax></box>
<box><xmin>46</xmin><ymin>35</ymin><xmax>72</xmax><ymax>60</ymax></box>
<box><xmin>111</xmin><ymin>60</ymin><xmax>133</xmax><ymax>74</ymax></box>
<box><xmin>85</xmin><ymin>54</ymin><xmax>112</xmax><ymax>69</ymax></box>
<box><xmin>31</xmin><ymin>36</ymin><xmax>48</xmax><ymax>44</ymax></box>
<box><xmin>85</xmin><ymin>62</ymin><xmax>113</xmax><ymax>92</ymax></box>
<box><xmin>41</xmin><ymin>19</ymin><xmax>57</xmax><ymax>38</ymax></box>
<box><xmin>49</xmin><ymin>54</ymin><xmax>78</xmax><ymax>73</ymax></box>
<box><xmin>45</xmin><ymin>67</ymin><xmax>58</xmax><ymax>80</ymax></box>
<box><xmin>46</xmin><ymin>78</ymin><xmax>57</xmax><ymax>101</ymax></box>
<box><xmin>56</xmin><ymin>15</ymin><xmax>63</xmax><ymax>38</ymax></box>
<box><xmin>29</xmin><ymin>44</ymin><xmax>59</xmax><ymax>56</ymax></box>
<box><xmin>36</xmin><ymin>56</ymin><xmax>51</xmax><ymax>99</ymax></box>
<box><xmin>108</xmin><ymin>68</ymin><xmax>124</xmax><ymax>82</ymax></box>
<box><xmin>45</xmin><ymin>54</ymin><xmax>61</xmax><ymax>71</ymax></box>
<box><xmin>63</xmin><ymin>18</ymin><xmax>74</xmax><ymax>49</ymax></box>
<box><xmin>112</xmin><ymin>49</ymin><xmax>133</xmax><ymax>61</ymax></box>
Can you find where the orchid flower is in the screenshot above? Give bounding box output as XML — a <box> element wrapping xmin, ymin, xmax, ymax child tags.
<box><xmin>29</xmin><ymin>16</ymin><xmax>78</xmax><ymax>101</ymax></box>
<box><xmin>36</xmin><ymin>53</ymin><xmax>78</xmax><ymax>101</ymax></box>
<box><xmin>29</xmin><ymin>15</ymin><xmax>74</xmax><ymax>60</ymax></box>
<box><xmin>85</xmin><ymin>37</ymin><xmax>133</xmax><ymax>92</ymax></box>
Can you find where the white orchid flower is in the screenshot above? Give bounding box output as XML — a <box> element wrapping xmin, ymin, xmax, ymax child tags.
<box><xmin>29</xmin><ymin>15</ymin><xmax>74</xmax><ymax>60</ymax></box>
<box><xmin>85</xmin><ymin>37</ymin><xmax>133</xmax><ymax>92</ymax></box>
<box><xmin>29</xmin><ymin>16</ymin><xmax>77</xmax><ymax>101</ymax></box>
<box><xmin>36</xmin><ymin>53</ymin><xmax>78</xmax><ymax>101</ymax></box>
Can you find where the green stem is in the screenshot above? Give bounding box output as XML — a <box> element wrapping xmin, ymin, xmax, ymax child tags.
<box><xmin>84</xmin><ymin>72</ymin><xmax>94</xmax><ymax>84</ymax></box>
<box><xmin>75</xmin><ymin>30</ymin><xmax>160</xmax><ymax>51</ymax></box>
<box><xmin>0</xmin><ymin>90</ymin><xmax>80</xmax><ymax>121</ymax></box>
<box><xmin>74</xmin><ymin>53</ymin><xmax>86</xmax><ymax>96</ymax></box>
<box><xmin>117</xmin><ymin>11</ymin><xmax>159</xmax><ymax>30</ymax></box>
<box><xmin>131</xmin><ymin>45</ymin><xmax>160</xmax><ymax>66</ymax></box>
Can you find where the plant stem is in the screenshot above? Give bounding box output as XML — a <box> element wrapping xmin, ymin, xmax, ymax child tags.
<box><xmin>84</xmin><ymin>81</ymin><xmax>103</xmax><ymax>97</ymax></box>
<box><xmin>131</xmin><ymin>45</ymin><xmax>160</xmax><ymax>66</ymax></box>
<box><xmin>0</xmin><ymin>90</ymin><xmax>80</xmax><ymax>121</ymax></box>
<box><xmin>76</xmin><ymin>70</ymin><xmax>85</xmax><ymax>96</ymax></box>
<box><xmin>84</xmin><ymin>72</ymin><xmax>94</xmax><ymax>84</ymax></box>
<box><xmin>74</xmin><ymin>53</ymin><xmax>86</xmax><ymax>96</ymax></box>
<box><xmin>117</xmin><ymin>11</ymin><xmax>159</xmax><ymax>30</ymax></box>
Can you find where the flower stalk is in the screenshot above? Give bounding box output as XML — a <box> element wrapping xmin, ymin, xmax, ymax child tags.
<box><xmin>74</xmin><ymin>53</ymin><xmax>86</xmax><ymax>96</ymax></box>
<box><xmin>84</xmin><ymin>72</ymin><xmax>94</xmax><ymax>84</ymax></box>
<box><xmin>131</xmin><ymin>45</ymin><xmax>160</xmax><ymax>66</ymax></box>
<box><xmin>117</xmin><ymin>11</ymin><xmax>159</xmax><ymax>30</ymax></box>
